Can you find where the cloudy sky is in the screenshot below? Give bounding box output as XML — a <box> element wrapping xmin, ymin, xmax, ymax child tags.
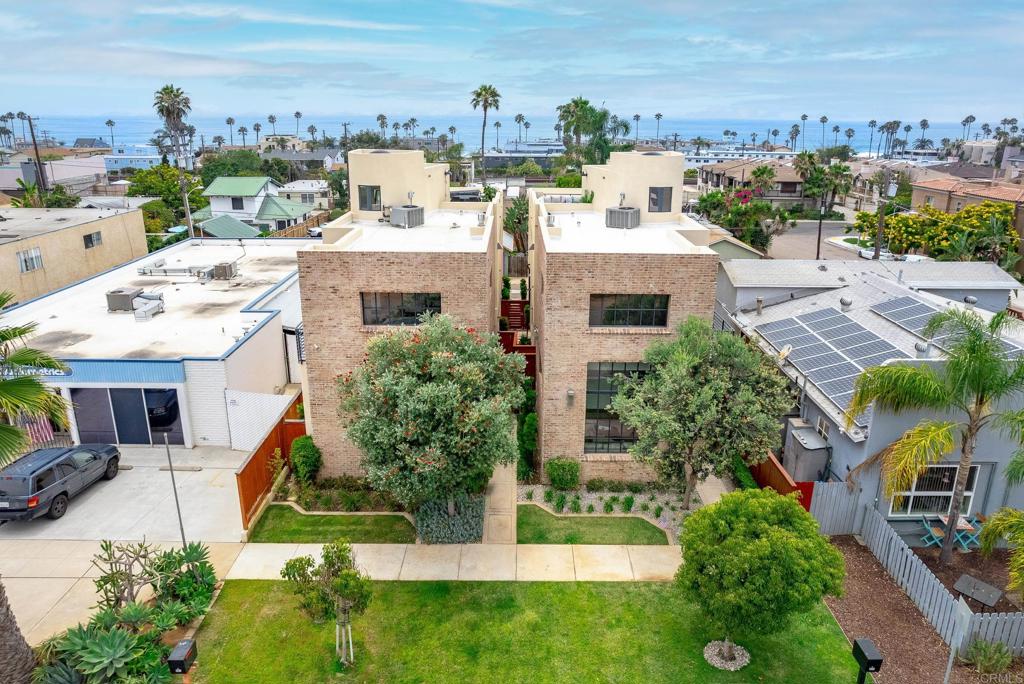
<box><xmin>3</xmin><ymin>0</ymin><xmax>1022</xmax><ymax>121</ymax></box>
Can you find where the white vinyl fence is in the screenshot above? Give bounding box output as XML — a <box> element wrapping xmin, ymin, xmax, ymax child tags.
<box><xmin>807</xmin><ymin>486</ymin><xmax>1024</xmax><ymax>656</ymax></box>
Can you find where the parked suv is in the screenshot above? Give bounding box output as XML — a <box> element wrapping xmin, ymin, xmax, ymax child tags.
<box><xmin>0</xmin><ymin>445</ymin><xmax>120</xmax><ymax>521</ymax></box>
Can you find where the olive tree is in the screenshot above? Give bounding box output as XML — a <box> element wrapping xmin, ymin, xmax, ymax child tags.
<box><xmin>678</xmin><ymin>489</ymin><xmax>845</xmax><ymax>666</ymax></box>
<box><xmin>338</xmin><ymin>313</ymin><xmax>525</xmax><ymax>514</ymax></box>
<box><xmin>610</xmin><ymin>316</ymin><xmax>793</xmax><ymax>508</ymax></box>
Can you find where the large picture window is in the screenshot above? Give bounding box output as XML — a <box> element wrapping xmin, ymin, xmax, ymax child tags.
<box><xmin>888</xmin><ymin>464</ymin><xmax>979</xmax><ymax>517</ymax></box>
<box><xmin>361</xmin><ymin>292</ymin><xmax>441</xmax><ymax>325</ymax></box>
<box><xmin>358</xmin><ymin>185</ymin><xmax>382</xmax><ymax>211</ymax></box>
<box><xmin>584</xmin><ymin>362</ymin><xmax>649</xmax><ymax>453</ymax></box>
<box><xmin>589</xmin><ymin>294</ymin><xmax>669</xmax><ymax>327</ymax></box>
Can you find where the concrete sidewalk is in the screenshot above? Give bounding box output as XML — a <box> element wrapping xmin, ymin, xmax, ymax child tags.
<box><xmin>226</xmin><ymin>542</ymin><xmax>682</xmax><ymax>582</ymax></box>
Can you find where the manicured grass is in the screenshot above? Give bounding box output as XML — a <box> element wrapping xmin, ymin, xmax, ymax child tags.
<box><xmin>516</xmin><ymin>503</ymin><xmax>668</xmax><ymax>545</ymax></box>
<box><xmin>248</xmin><ymin>504</ymin><xmax>416</xmax><ymax>543</ymax></box>
<box><xmin>194</xmin><ymin>580</ymin><xmax>861</xmax><ymax>684</ymax></box>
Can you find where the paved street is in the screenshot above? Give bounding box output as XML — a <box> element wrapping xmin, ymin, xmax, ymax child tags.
<box><xmin>769</xmin><ymin>220</ymin><xmax>856</xmax><ymax>261</ymax></box>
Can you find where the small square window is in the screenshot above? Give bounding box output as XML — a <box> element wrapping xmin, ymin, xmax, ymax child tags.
<box><xmin>648</xmin><ymin>187</ymin><xmax>672</xmax><ymax>212</ymax></box>
<box><xmin>83</xmin><ymin>231</ymin><xmax>102</xmax><ymax>249</ymax></box>
<box><xmin>231</xmin><ymin>197</ymin><xmax>244</xmax><ymax>210</ymax></box>
<box><xmin>358</xmin><ymin>185</ymin><xmax>382</xmax><ymax>211</ymax></box>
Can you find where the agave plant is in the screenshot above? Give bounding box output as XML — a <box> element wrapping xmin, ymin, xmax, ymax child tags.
<box><xmin>115</xmin><ymin>603</ymin><xmax>156</xmax><ymax>634</ymax></box>
<box><xmin>73</xmin><ymin>628</ymin><xmax>142</xmax><ymax>681</ymax></box>
<box><xmin>32</xmin><ymin>660</ymin><xmax>83</xmax><ymax>684</ymax></box>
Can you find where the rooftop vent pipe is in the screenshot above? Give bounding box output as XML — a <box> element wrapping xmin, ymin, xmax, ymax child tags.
<box><xmin>915</xmin><ymin>341</ymin><xmax>931</xmax><ymax>359</ymax></box>
<box><xmin>619</xmin><ymin>192</ymin><xmax>626</xmax><ymax>207</ymax></box>
<box><xmin>964</xmin><ymin>295</ymin><xmax>978</xmax><ymax>310</ymax></box>
<box><xmin>756</xmin><ymin>296</ymin><xmax>764</xmax><ymax>316</ymax></box>
<box><xmin>840</xmin><ymin>296</ymin><xmax>853</xmax><ymax>312</ymax></box>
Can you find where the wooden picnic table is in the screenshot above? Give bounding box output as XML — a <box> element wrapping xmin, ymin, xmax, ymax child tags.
<box><xmin>954</xmin><ymin>573</ymin><xmax>1002</xmax><ymax>609</ymax></box>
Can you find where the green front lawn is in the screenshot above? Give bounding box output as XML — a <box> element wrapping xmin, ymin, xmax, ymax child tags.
<box><xmin>194</xmin><ymin>580</ymin><xmax>861</xmax><ymax>684</ymax></box>
<box><xmin>516</xmin><ymin>503</ymin><xmax>668</xmax><ymax>545</ymax></box>
<box><xmin>249</xmin><ymin>504</ymin><xmax>416</xmax><ymax>543</ymax></box>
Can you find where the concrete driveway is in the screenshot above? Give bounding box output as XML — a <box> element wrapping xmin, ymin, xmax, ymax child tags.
<box><xmin>0</xmin><ymin>445</ymin><xmax>246</xmax><ymax>543</ymax></box>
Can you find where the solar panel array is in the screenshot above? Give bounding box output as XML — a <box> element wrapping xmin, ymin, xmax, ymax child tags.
<box><xmin>755</xmin><ymin>307</ymin><xmax>911</xmax><ymax>426</ymax></box>
<box><xmin>870</xmin><ymin>296</ymin><xmax>1024</xmax><ymax>359</ymax></box>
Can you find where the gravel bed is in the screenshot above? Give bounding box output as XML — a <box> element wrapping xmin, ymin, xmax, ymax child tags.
<box><xmin>703</xmin><ymin>641</ymin><xmax>750</xmax><ymax>671</ymax></box>
<box><xmin>517</xmin><ymin>484</ymin><xmax>698</xmax><ymax>542</ymax></box>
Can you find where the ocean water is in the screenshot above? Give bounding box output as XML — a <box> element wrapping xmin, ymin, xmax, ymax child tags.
<box><xmin>17</xmin><ymin>114</ymin><xmax>971</xmax><ymax>154</ymax></box>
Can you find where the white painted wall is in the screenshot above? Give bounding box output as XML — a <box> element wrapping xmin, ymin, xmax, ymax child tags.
<box><xmin>225</xmin><ymin>390</ymin><xmax>294</xmax><ymax>450</ymax></box>
<box><xmin>182</xmin><ymin>360</ymin><xmax>231</xmax><ymax>446</ymax></box>
<box><xmin>224</xmin><ymin>319</ymin><xmax>288</xmax><ymax>395</ymax></box>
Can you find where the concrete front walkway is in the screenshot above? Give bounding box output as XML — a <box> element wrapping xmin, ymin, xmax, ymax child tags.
<box><xmin>226</xmin><ymin>542</ymin><xmax>682</xmax><ymax>582</ymax></box>
<box><xmin>482</xmin><ymin>463</ymin><xmax>516</xmax><ymax>543</ymax></box>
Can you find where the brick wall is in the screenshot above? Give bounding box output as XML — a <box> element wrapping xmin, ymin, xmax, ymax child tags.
<box><xmin>297</xmin><ymin>247</ymin><xmax>497</xmax><ymax>476</ymax></box>
<box><xmin>534</xmin><ymin>236</ymin><xmax>718</xmax><ymax>482</ymax></box>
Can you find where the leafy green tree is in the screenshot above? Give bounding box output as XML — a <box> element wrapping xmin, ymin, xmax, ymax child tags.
<box><xmin>848</xmin><ymin>308</ymin><xmax>1024</xmax><ymax>564</ymax></box>
<box><xmin>139</xmin><ymin>199</ymin><xmax>174</xmax><ymax>233</ymax></box>
<box><xmin>678</xmin><ymin>488</ymin><xmax>844</xmax><ymax>664</ymax></box>
<box><xmin>338</xmin><ymin>314</ymin><xmax>525</xmax><ymax>514</ymax></box>
<box><xmin>153</xmin><ymin>84</ymin><xmax>198</xmax><ymax>237</ymax></box>
<box><xmin>504</xmin><ymin>195</ymin><xmax>529</xmax><ymax>251</ymax></box>
<box><xmin>328</xmin><ymin>168</ymin><xmax>349</xmax><ymax>210</ymax></box>
<box><xmin>611</xmin><ymin>317</ymin><xmax>793</xmax><ymax>508</ymax></box>
<box><xmin>127</xmin><ymin>164</ymin><xmax>207</xmax><ymax>217</ymax></box>
<box><xmin>199</xmin><ymin>149</ymin><xmax>262</xmax><ymax>185</ymax></box>
<box><xmin>0</xmin><ymin>293</ymin><xmax>70</xmax><ymax>684</ymax></box>
<box><xmin>514</xmin><ymin>159</ymin><xmax>543</xmax><ymax>177</ymax></box>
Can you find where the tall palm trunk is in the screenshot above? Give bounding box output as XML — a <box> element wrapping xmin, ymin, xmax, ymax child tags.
<box><xmin>941</xmin><ymin>419</ymin><xmax>980</xmax><ymax>563</ymax></box>
<box><xmin>0</xmin><ymin>578</ymin><xmax>36</xmax><ymax>684</ymax></box>
<box><xmin>480</xmin><ymin>108</ymin><xmax>488</xmax><ymax>184</ymax></box>
<box><xmin>172</xmin><ymin>130</ymin><xmax>195</xmax><ymax>239</ymax></box>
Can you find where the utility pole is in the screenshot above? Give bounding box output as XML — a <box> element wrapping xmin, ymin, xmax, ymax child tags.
<box><xmin>873</xmin><ymin>167</ymin><xmax>892</xmax><ymax>260</ymax></box>
<box><xmin>27</xmin><ymin>116</ymin><xmax>47</xmax><ymax>192</ymax></box>
<box><xmin>672</xmin><ymin>133</ymin><xmax>679</xmax><ymax>151</ymax></box>
<box><xmin>815</xmin><ymin>194</ymin><xmax>826</xmax><ymax>260</ymax></box>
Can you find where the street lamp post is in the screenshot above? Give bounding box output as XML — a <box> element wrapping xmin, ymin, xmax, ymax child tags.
<box><xmin>815</xmin><ymin>195</ymin><xmax>826</xmax><ymax>260</ymax></box>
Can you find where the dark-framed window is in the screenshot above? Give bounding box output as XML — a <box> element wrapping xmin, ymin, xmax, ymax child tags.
<box><xmin>231</xmin><ymin>197</ymin><xmax>244</xmax><ymax>210</ymax></box>
<box><xmin>648</xmin><ymin>186</ymin><xmax>672</xmax><ymax>212</ymax></box>
<box><xmin>358</xmin><ymin>185</ymin><xmax>382</xmax><ymax>211</ymax></box>
<box><xmin>83</xmin><ymin>231</ymin><xmax>102</xmax><ymax>249</ymax></box>
<box><xmin>584</xmin><ymin>361</ymin><xmax>649</xmax><ymax>453</ymax></box>
<box><xmin>361</xmin><ymin>292</ymin><xmax>441</xmax><ymax>325</ymax></box>
<box><xmin>589</xmin><ymin>294</ymin><xmax>669</xmax><ymax>327</ymax></box>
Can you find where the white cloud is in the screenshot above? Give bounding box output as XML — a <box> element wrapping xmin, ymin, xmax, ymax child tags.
<box><xmin>221</xmin><ymin>39</ymin><xmax>468</xmax><ymax>60</ymax></box>
<box><xmin>136</xmin><ymin>5</ymin><xmax>419</xmax><ymax>31</ymax></box>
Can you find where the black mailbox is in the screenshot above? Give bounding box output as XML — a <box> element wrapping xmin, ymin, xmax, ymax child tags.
<box><xmin>853</xmin><ymin>638</ymin><xmax>883</xmax><ymax>672</ymax></box>
<box><xmin>168</xmin><ymin>639</ymin><xmax>197</xmax><ymax>674</ymax></box>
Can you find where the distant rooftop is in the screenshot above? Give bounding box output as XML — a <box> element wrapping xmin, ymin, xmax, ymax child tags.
<box><xmin>281</xmin><ymin>180</ymin><xmax>329</xmax><ymax>191</ymax></box>
<box><xmin>314</xmin><ymin>208</ymin><xmax>492</xmax><ymax>253</ymax></box>
<box><xmin>0</xmin><ymin>207</ymin><xmax>137</xmax><ymax>246</ymax></box>
<box><xmin>721</xmin><ymin>259</ymin><xmax>1020</xmax><ymax>291</ymax></box>
<box><xmin>203</xmin><ymin>177</ymin><xmax>276</xmax><ymax>197</ymax></box>
<box><xmin>4</xmin><ymin>238</ymin><xmax>315</xmax><ymax>360</ymax></box>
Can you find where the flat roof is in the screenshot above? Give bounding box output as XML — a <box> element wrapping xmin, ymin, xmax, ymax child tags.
<box><xmin>4</xmin><ymin>238</ymin><xmax>315</xmax><ymax>360</ymax></box>
<box><xmin>539</xmin><ymin>205</ymin><xmax>713</xmax><ymax>255</ymax></box>
<box><xmin>721</xmin><ymin>259</ymin><xmax>1020</xmax><ymax>291</ymax></box>
<box><xmin>316</xmin><ymin>209</ymin><xmax>492</xmax><ymax>253</ymax></box>
<box><xmin>0</xmin><ymin>207</ymin><xmax>136</xmax><ymax>246</ymax></box>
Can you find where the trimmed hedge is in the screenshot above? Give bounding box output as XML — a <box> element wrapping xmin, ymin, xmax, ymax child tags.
<box><xmin>544</xmin><ymin>458</ymin><xmax>580</xmax><ymax>491</ymax></box>
<box><xmin>415</xmin><ymin>493</ymin><xmax>485</xmax><ymax>543</ymax></box>
<box><xmin>290</xmin><ymin>436</ymin><xmax>322</xmax><ymax>485</ymax></box>
<box><xmin>732</xmin><ymin>453</ymin><xmax>759</xmax><ymax>490</ymax></box>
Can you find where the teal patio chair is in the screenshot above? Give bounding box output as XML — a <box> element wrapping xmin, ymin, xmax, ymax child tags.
<box><xmin>920</xmin><ymin>515</ymin><xmax>946</xmax><ymax>548</ymax></box>
<box><xmin>956</xmin><ymin>515</ymin><xmax>984</xmax><ymax>551</ymax></box>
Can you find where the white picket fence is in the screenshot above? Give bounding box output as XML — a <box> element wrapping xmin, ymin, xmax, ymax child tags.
<box><xmin>807</xmin><ymin>483</ymin><xmax>1024</xmax><ymax>656</ymax></box>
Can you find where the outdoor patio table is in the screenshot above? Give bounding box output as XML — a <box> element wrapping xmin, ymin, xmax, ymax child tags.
<box><xmin>954</xmin><ymin>573</ymin><xmax>1002</xmax><ymax>610</ymax></box>
<box><xmin>938</xmin><ymin>515</ymin><xmax>975</xmax><ymax>532</ymax></box>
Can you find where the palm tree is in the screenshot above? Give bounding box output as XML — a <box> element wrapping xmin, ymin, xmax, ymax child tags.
<box><xmin>831</xmin><ymin>124</ymin><xmax>840</xmax><ymax>146</ymax></box>
<box><xmin>16</xmin><ymin>112</ymin><xmax>27</xmax><ymax>142</ymax></box>
<box><xmin>448</xmin><ymin>125</ymin><xmax>456</xmax><ymax>142</ymax></box>
<box><xmin>470</xmin><ymin>84</ymin><xmax>501</xmax><ymax>184</ymax></box>
<box><xmin>408</xmin><ymin>118</ymin><xmax>419</xmax><ymax>138</ymax></box>
<box><xmin>224</xmin><ymin>117</ymin><xmax>235</xmax><ymax>145</ymax></box>
<box><xmin>373</xmin><ymin>114</ymin><xmax>386</xmax><ymax>138</ymax></box>
<box><xmin>844</xmin><ymin>128</ymin><xmax>855</xmax><ymax>147</ymax></box>
<box><xmin>0</xmin><ymin>291</ymin><xmax>70</xmax><ymax>684</ymax></box>
<box><xmin>524</xmin><ymin>121</ymin><xmax>531</xmax><ymax>141</ymax></box>
<box><xmin>965</xmin><ymin>114</ymin><xmax>976</xmax><ymax>140</ymax></box>
<box><xmin>307</xmin><ymin>124</ymin><xmax>317</xmax><ymax>142</ymax></box>
<box><xmin>633</xmin><ymin>114</ymin><xmax>640</xmax><ymax>141</ymax></box>
<box><xmin>801</xmin><ymin>114</ymin><xmax>809</xmax><ymax>150</ymax></box>
<box><xmin>294</xmin><ymin>111</ymin><xmax>302</xmax><ymax>136</ymax></box>
<box><xmin>392</xmin><ymin>122</ymin><xmax>401</xmax><ymax>139</ymax></box>
<box><xmin>252</xmin><ymin>122</ymin><xmax>262</xmax><ymax>143</ymax></box>
<box><xmin>793</xmin><ymin>150</ymin><xmax>818</xmax><ymax>182</ymax></box>
<box><xmin>903</xmin><ymin>124</ymin><xmax>912</xmax><ymax>150</ymax></box>
<box><xmin>105</xmin><ymin>119</ymin><xmax>116</xmax><ymax>148</ymax></box>
<box><xmin>691</xmin><ymin>137</ymin><xmax>711</xmax><ymax>155</ymax></box>
<box><xmin>238</xmin><ymin>126</ymin><xmax>248</xmax><ymax>147</ymax></box>
<box><xmin>514</xmin><ymin>113</ymin><xmax>525</xmax><ymax>143</ymax></box>
<box><xmin>981</xmin><ymin>122</ymin><xmax>992</xmax><ymax>138</ymax></box>
<box><xmin>867</xmin><ymin>120</ymin><xmax>877</xmax><ymax>158</ymax></box>
<box><xmin>268</xmin><ymin>114</ymin><xmax>277</xmax><ymax>136</ymax></box>
<box><xmin>554</xmin><ymin>122</ymin><xmax>563</xmax><ymax>140</ymax></box>
<box><xmin>750</xmin><ymin>164</ymin><xmax>776</xmax><ymax>196</ymax></box>
<box><xmin>819</xmin><ymin>115</ymin><xmax>828</xmax><ymax>147</ymax></box>
<box><xmin>402</xmin><ymin>122</ymin><xmax>411</xmax><ymax>138</ymax></box>
<box><xmin>154</xmin><ymin>84</ymin><xmax>197</xmax><ymax>237</ymax></box>
<box><xmin>653</xmin><ymin>112</ymin><xmax>662</xmax><ymax>141</ymax></box>
<box><xmin>212</xmin><ymin>135</ymin><xmax>225</xmax><ymax>149</ymax></box>
<box><xmin>788</xmin><ymin>124</ymin><xmax>800</xmax><ymax>150</ymax></box>
<box><xmin>493</xmin><ymin>120</ymin><xmax>502</xmax><ymax>150</ymax></box>
<box><xmin>917</xmin><ymin>118</ymin><xmax>930</xmax><ymax>148</ymax></box>
<box><xmin>848</xmin><ymin>308</ymin><xmax>1024</xmax><ymax>565</ymax></box>
<box><xmin>750</xmin><ymin>132</ymin><xmax>757</xmax><ymax>148</ymax></box>
<box><xmin>771</xmin><ymin>128</ymin><xmax>780</xmax><ymax>146</ymax></box>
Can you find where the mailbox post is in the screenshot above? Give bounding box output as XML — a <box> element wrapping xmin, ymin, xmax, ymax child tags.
<box><xmin>852</xmin><ymin>638</ymin><xmax>883</xmax><ymax>684</ymax></box>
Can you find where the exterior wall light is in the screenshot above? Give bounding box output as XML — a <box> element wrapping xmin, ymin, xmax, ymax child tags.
<box><xmin>566</xmin><ymin>389</ymin><xmax>575</xmax><ymax>405</ymax></box>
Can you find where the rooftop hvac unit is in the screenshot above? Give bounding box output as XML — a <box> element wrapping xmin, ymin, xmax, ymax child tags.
<box><xmin>390</xmin><ymin>205</ymin><xmax>424</xmax><ymax>228</ymax></box>
<box><xmin>133</xmin><ymin>294</ymin><xmax>165</xmax><ymax>321</ymax></box>
<box><xmin>106</xmin><ymin>287</ymin><xmax>143</xmax><ymax>312</ymax></box>
<box><xmin>605</xmin><ymin>206</ymin><xmax>641</xmax><ymax>229</ymax></box>
<box><xmin>213</xmin><ymin>262</ymin><xmax>237</xmax><ymax>280</ymax></box>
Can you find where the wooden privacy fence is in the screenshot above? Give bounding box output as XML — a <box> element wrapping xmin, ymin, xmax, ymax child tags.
<box><xmin>808</xmin><ymin>481</ymin><xmax>861</xmax><ymax>535</ymax></box>
<box><xmin>235</xmin><ymin>393</ymin><xmax>306</xmax><ymax>530</ymax></box>
<box><xmin>750</xmin><ymin>452</ymin><xmax>815</xmax><ymax>509</ymax></box>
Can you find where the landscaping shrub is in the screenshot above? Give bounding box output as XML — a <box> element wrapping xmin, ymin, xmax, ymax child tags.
<box><xmin>554</xmin><ymin>492</ymin><xmax>567</xmax><ymax>513</ymax></box>
<box><xmin>654</xmin><ymin>505</ymin><xmax>664</xmax><ymax>518</ymax></box>
<box><xmin>732</xmin><ymin>453</ymin><xmax>758</xmax><ymax>490</ymax></box>
<box><xmin>415</xmin><ymin>493</ymin><xmax>485</xmax><ymax>543</ymax></box>
<box><xmin>290</xmin><ymin>436</ymin><xmax>322</xmax><ymax>484</ymax></box>
<box><xmin>499</xmin><ymin>316</ymin><xmax>509</xmax><ymax>331</ymax></box>
<box><xmin>962</xmin><ymin>639</ymin><xmax>1012</xmax><ymax>674</ymax></box>
<box><xmin>518</xmin><ymin>333</ymin><xmax>531</xmax><ymax>345</ymax></box>
<box><xmin>502</xmin><ymin>275</ymin><xmax>511</xmax><ymax>290</ymax></box>
<box><xmin>623</xmin><ymin>495</ymin><xmax>635</xmax><ymax>513</ymax></box>
<box><xmin>518</xmin><ymin>412</ymin><xmax>537</xmax><ymax>478</ymax></box>
<box><xmin>555</xmin><ymin>173</ymin><xmax>582</xmax><ymax>188</ymax></box>
<box><xmin>603</xmin><ymin>500</ymin><xmax>614</xmax><ymax>513</ymax></box>
<box><xmin>501</xmin><ymin>286</ymin><xmax>511</xmax><ymax>300</ymax></box>
<box><xmin>544</xmin><ymin>457</ymin><xmax>580</xmax><ymax>491</ymax></box>
<box><xmin>517</xmin><ymin>454</ymin><xmax>533</xmax><ymax>483</ymax></box>
<box><xmin>525</xmin><ymin>489</ymin><xmax>534</xmax><ymax>501</ymax></box>
<box><xmin>569</xmin><ymin>497</ymin><xmax>582</xmax><ymax>514</ymax></box>
<box><xmin>295</xmin><ymin>476</ymin><xmax>403</xmax><ymax>513</ymax></box>
<box><xmin>520</xmin><ymin>280</ymin><xmax>528</xmax><ymax>300</ymax></box>
<box><xmin>543</xmin><ymin>488</ymin><xmax>554</xmax><ymax>503</ymax></box>
<box><xmin>524</xmin><ymin>304</ymin><xmax>531</xmax><ymax>328</ymax></box>
<box><xmin>586</xmin><ymin>503</ymin><xmax>595</xmax><ymax>513</ymax></box>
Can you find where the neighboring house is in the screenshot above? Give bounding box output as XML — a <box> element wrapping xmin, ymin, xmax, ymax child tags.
<box><xmin>0</xmin><ymin>207</ymin><xmax>147</xmax><ymax>305</ymax></box>
<box><xmin>698</xmin><ymin>158</ymin><xmax>814</xmax><ymax>209</ymax></box>
<box><xmin>77</xmin><ymin>196</ymin><xmax>160</xmax><ymax>210</ymax></box>
<box><xmin>73</xmin><ymin>138</ymin><xmax>109</xmax><ymax>149</ymax></box>
<box><xmin>845</xmin><ymin>159</ymin><xmax>954</xmax><ymax>211</ymax></box>
<box><xmin>684</xmin><ymin>147</ymin><xmax>796</xmax><ymax>170</ymax></box>
<box><xmin>281</xmin><ymin>180</ymin><xmax>333</xmax><ymax>210</ymax></box>
<box><xmin>726</xmin><ymin>268</ymin><xmax>1024</xmax><ymax>545</ymax></box>
<box><xmin>261</xmin><ymin>148</ymin><xmax>344</xmax><ymax>171</ymax></box>
<box><xmin>911</xmin><ymin>178</ymin><xmax>1024</xmax><ymax>238</ymax></box>
<box><xmin>1005</xmin><ymin>154</ymin><xmax>1024</xmax><ymax>179</ymax></box>
<box><xmin>961</xmin><ymin>139</ymin><xmax>1001</xmax><ymax>166</ymax></box>
<box><xmin>483</xmin><ymin>139</ymin><xmax>566</xmax><ymax>171</ymax></box>
<box><xmin>198</xmin><ymin>176</ymin><xmax>315</xmax><ymax>232</ymax></box>
<box><xmin>198</xmin><ymin>214</ymin><xmax>261</xmax><ymax>239</ymax></box>
<box><xmin>104</xmin><ymin>145</ymin><xmax>192</xmax><ymax>175</ymax></box>
<box><xmin>296</xmin><ymin>148</ymin><xmax>499</xmax><ymax>476</ymax></box>
<box><xmin>707</xmin><ymin>228</ymin><xmax>763</xmax><ymax>260</ymax></box>
<box><xmin>0</xmin><ymin>238</ymin><xmax>314</xmax><ymax>450</ymax></box>
<box><xmin>527</xmin><ymin>150</ymin><xmax>719</xmax><ymax>482</ymax></box>
<box><xmin>258</xmin><ymin>135</ymin><xmax>303</xmax><ymax>152</ymax></box>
